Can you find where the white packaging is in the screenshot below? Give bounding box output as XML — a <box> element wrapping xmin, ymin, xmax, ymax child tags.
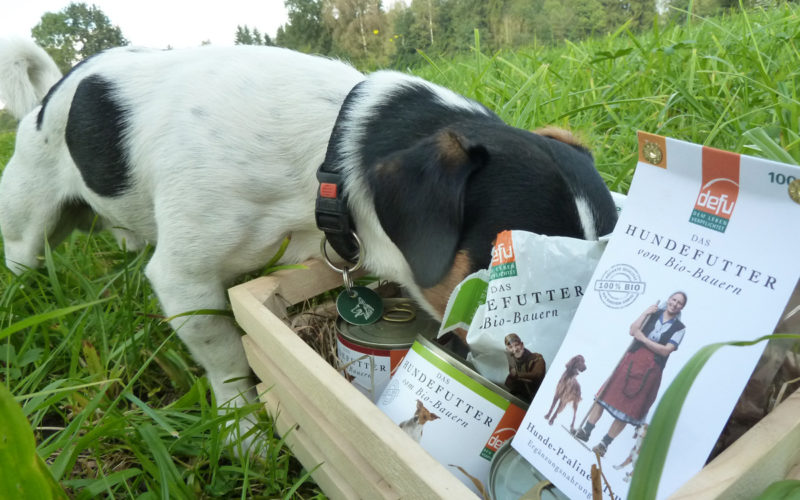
<box><xmin>440</xmin><ymin>230</ymin><xmax>606</xmax><ymax>399</ymax></box>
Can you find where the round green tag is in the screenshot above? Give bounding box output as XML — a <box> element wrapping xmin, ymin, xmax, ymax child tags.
<box><xmin>336</xmin><ymin>287</ymin><xmax>383</xmax><ymax>325</ymax></box>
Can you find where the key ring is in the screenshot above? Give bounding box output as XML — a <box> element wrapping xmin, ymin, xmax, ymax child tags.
<box><xmin>320</xmin><ymin>232</ymin><xmax>365</xmax><ymax>274</ymax></box>
<box><xmin>342</xmin><ymin>267</ymin><xmax>356</xmax><ymax>297</ymax></box>
<box><xmin>324</xmin><ymin>231</ymin><xmax>383</xmax><ymax>326</ymax></box>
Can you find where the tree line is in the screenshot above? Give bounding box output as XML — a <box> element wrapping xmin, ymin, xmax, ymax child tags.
<box><xmin>262</xmin><ymin>0</ymin><xmax>781</xmax><ymax>68</ymax></box>
<box><xmin>20</xmin><ymin>0</ymin><xmax>795</xmax><ymax>75</ymax></box>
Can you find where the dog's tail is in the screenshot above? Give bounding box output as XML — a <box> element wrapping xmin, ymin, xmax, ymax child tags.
<box><xmin>0</xmin><ymin>38</ymin><xmax>62</xmax><ymax>120</ymax></box>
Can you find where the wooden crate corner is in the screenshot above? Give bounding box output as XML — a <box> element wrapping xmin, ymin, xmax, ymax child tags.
<box><xmin>229</xmin><ymin>260</ymin><xmax>477</xmax><ymax>500</ymax></box>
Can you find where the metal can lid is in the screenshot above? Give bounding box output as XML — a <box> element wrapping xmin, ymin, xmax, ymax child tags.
<box><xmin>489</xmin><ymin>441</ymin><xmax>568</xmax><ymax>500</ymax></box>
<box><xmin>414</xmin><ymin>336</ymin><xmax>529</xmax><ymax>411</ymax></box>
<box><xmin>336</xmin><ymin>298</ymin><xmax>440</xmax><ymax>349</ymax></box>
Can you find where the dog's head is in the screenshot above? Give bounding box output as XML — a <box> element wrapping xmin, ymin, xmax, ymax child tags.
<box><xmin>567</xmin><ymin>354</ymin><xmax>587</xmax><ymax>373</ymax></box>
<box><xmin>365</xmin><ymin>123</ymin><xmax>617</xmax><ymax>314</ymax></box>
<box><xmin>414</xmin><ymin>399</ymin><xmax>440</xmax><ymax>425</ymax></box>
<box><xmin>0</xmin><ymin>119</ymin><xmax>95</xmax><ymax>274</ymax></box>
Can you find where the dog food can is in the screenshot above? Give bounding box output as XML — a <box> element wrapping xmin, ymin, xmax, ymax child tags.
<box><xmin>377</xmin><ymin>336</ymin><xmax>528</xmax><ymax>496</ymax></box>
<box><xmin>336</xmin><ymin>299</ymin><xmax>440</xmax><ymax>402</ymax></box>
<box><xmin>488</xmin><ymin>441</ymin><xmax>568</xmax><ymax>500</ymax></box>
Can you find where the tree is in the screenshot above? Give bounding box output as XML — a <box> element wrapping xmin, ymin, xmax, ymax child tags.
<box><xmin>601</xmin><ymin>0</ymin><xmax>653</xmax><ymax>32</ymax></box>
<box><xmin>32</xmin><ymin>2</ymin><xmax>128</xmax><ymax>72</ymax></box>
<box><xmin>276</xmin><ymin>0</ymin><xmax>333</xmax><ymax>54</ymax></box>
<box><xmin>441</xmin><ymin>0</ymin><xmax>491</xmax><ymax>52</ymax></box>
<box><xmin>235</xmin><ymin>25</ymin><xmax>274</xmax><ymax>45</ymax></box>
<box><xmin>488</xmin><ymin>0</ymin><xmax>545</xmax><ymax>47</ymax></box>
<box><xmin>327</xmin><ymin>0</ymin><xmax>390</xmax><ymax>67</ymax></box>
<box><xmin>407</xmin><ymin>0</ymin><xmax>442</xmax><ymax>51</ymax></box>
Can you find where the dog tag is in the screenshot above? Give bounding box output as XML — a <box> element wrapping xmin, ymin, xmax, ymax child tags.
<box><xmin>337</xmin><ymin>287</ymin><xmax>383</xmax><ymax>325</ymax></box>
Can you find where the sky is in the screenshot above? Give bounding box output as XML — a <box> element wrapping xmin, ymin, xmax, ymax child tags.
<box><xmin>0</xmin><ymin>0</ymin><xmax>290</xmax><ymax>49</ymax></box>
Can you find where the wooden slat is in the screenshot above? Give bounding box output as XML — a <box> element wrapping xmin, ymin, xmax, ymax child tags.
<box><xmin>668</xmin><ymin>388</ymin><xmax>800</xmax><ymax>499</ymax></box>
<box><xmin>248</xmin><ymin>339</ymin><xmax>396</xmax><ymax>499</ymax></box>
<box><xmin>256</xmin><ymin>383</ymin><xmax>360</xmax><ymax>500</ymax></box>
<box><xmin>229</xmin><ymin>262</ymin><xmax>477</xmax><ymax>500</ymax></box>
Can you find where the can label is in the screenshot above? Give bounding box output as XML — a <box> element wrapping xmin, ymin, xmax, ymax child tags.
<box><xmin>337</xmin><ymin>334</ymin><xmax>408</xmax><ymax>402</ymax></box>
<box><xmin>377</xmin><ymin>341</ymin><xmax>524</xmax><ymax>495</ymax></box>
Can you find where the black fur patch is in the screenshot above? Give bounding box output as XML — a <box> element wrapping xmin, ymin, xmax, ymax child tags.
<box><xmin>353</xmin><ymin>81</ymin><xmax>616</xmax><ymax>287</ymax></box>
<box><xmin>360</xmin><ymin>82</ymin><xmax>499</xmax><ymax>167</ymax></box>
<box><xmin>327</xmin><ymin>77</ymin><xmax>618</xmax><ymax>291</ymax></box>
<box><xmin>458</xmin><ymin>128</ymin><xmax>617</xmax><ymax>271</ymax></box>
<box><xmin>65</xmin><ymin>74</ymin><xmax>131</xmax><ymax>197</ymax></box>
<box><xmin>356</xmin><ymin>83</ymin><xmax>500</xmax><ymax>288</ymax></box>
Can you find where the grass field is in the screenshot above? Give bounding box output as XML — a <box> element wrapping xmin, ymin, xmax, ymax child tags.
<box><xmin>1</xmin><ymin>5</ymin><xmax>798</xmax><ymax>499</ymax></box>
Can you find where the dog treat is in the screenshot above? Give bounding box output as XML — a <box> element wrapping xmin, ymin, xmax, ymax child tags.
<box><xmin>376</xmin><ymin>336</ymin><xmax>527</xmax><ymax>496</ymax></box>
<box><xmin>488</xmin><ymin>441</ymin><xmax>568</xmax><ymax>500</ymax></box>
<box><xmin>439</xmin><ymin>230</ymin><xmax>606</xmax><ymax>402</ymax></box>
<box><xmin>336</xmin><ymin>299</ymin><xmax>439</xmax><ymax>401</ymax></box>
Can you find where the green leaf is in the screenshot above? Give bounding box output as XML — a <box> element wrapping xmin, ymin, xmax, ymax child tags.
<box><xmin>743</xmin><ymin>128</ymin><xmax>798</xmax><ymax>165</ymax></box>
<box><xmin>0</xmin><ymin>384</ymin><xmax>68</xmax><ymax>499</ymax></box>
<box><xmin>0</xmin><ymin>298</ymin><xmax>111</xmax><ymax>342</ymax></box>
<box><xmin>160</xmin><ymin>308</ymin><xmax>233</xmax><ymax>324</ymax></box>
<box><xmin>262</xmin><ymin>235</ymin><xmax>292</xmax><ymax>274</ymax></box>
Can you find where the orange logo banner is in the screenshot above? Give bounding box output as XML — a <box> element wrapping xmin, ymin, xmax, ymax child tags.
<box><xmin>689</xmin><ymin>146</ymin><xmax>741</xmax><ymax>233</ymax></box>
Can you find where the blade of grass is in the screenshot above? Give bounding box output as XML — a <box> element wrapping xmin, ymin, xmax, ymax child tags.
<box><xmin>0</xmin><ymin>298</ymin><xmax>112</xmax><ymax>342</ymax></box>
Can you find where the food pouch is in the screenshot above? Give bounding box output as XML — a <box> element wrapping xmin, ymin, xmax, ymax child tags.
<box><xmin>439</xmin><ymin>230</ymin><xmax>606</xmax><ymax>397</ymax></box>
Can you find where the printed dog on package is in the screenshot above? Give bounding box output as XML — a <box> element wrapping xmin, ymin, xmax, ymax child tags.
<box><xmin>544</xmin><ymin>354</ymin><xmax>587</xmax><ymax>432</ymax></box>
<box><xmin>399</xmin><ymin>399</ymin><xmax>440</xmax><ymax>442</ymax></box>
<box><xmin>613</xmin><ymin>423</ymin><xmax>648</xmax><ymax>482</ymax></box>
<box><xmin>0</xmin><ymin>39</ymin><xmax>617</xmax><ymax>451</ymax></box>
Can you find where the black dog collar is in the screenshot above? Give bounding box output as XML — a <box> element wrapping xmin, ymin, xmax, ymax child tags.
<box><xmin>315</xmin><ymin>168</ymin><xmax>359</xmax><ymax>263</ymax></box>
<box><xmin>314</xmin><ymin>82</ymin><xmax>366</xmax><ymax>264</ymax></box>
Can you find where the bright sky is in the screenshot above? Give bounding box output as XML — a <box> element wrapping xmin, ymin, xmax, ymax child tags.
<box><xmin>0</xmin><ymin>0</ymin><xmax>289</xmax><ymax>49</ymax></box>
<box><xmin>0</xmin><ymin>1</ymin><xmax>289</xmax><ymax>109</ymax></box>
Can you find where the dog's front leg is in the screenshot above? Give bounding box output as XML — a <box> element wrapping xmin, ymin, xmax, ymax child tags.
<box><xmin>144</xmin><ymin>254</ymin><xmax>259</xmax><ymax>454</ymax></box>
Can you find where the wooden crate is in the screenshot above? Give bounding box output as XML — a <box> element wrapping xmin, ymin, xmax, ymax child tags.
<box><xmin>228</xmin><ymin>260</ymin><xmax>478</xmax><ymax>500</ymax></box>
<box><xmin>230</xmin><ymin>260</ymin><xmax>800</xmax><ymax>499</ymax></box>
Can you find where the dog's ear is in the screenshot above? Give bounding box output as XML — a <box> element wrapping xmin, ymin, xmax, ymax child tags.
<box><xmin>368</xmin><ymin>130</ymin><xmax>488</xmax><ymax>288</ymax></box>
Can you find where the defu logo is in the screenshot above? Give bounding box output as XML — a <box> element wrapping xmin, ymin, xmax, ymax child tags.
<box><xmin>689</xmin><ymin>147</ymin><xmax>741</xmax><ymax>233</ymax></box>
<box><xmin>491</xmin><ymin>230</ymin><xmax>515</xmax><ymax>266</ymax></box>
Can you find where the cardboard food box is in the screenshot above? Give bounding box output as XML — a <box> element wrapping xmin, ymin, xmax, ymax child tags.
<box><xmin>229</xmin><ymin>260</ymin><xmax>800</xmax><ymax>499</ymax></box>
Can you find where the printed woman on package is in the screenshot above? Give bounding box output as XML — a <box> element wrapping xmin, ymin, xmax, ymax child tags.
<box><xmin>504</xmin><ymin>333</ymin><xmax>546</xmax><ymax>402</ymax></box>
<box><xmin>573</xmin><ymin>291</ymin><xmax>688</xmax><ymax>456</ymax></box>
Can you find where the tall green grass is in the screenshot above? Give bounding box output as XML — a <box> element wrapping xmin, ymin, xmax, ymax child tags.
<box><xmin>0</xmin><ymin>135</ymin><xmax>322</xmax><ymax>497</ymax></box>
<box><xmin>1</xmin><ymin>5</ymin><xmax>798</xmax><ymax>498</ymax></box>
<box><xmin>411</xmin><ymin>4</ymin><xmax>800</xmax><ymax>189</ymax></box>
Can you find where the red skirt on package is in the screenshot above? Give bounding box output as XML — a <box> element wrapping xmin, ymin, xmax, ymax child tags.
<box><xmin>596</xmin><ymin>348</ymin><xmax>662</xmax><ymax>425</ymax></box>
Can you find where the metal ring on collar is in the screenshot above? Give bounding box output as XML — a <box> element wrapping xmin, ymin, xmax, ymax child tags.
<box><xmin>320</xmin><ymin>232</ymin><xmax>365</xmax><ymax>274</ymax></box>
<box><xmin>342</xmin><ymin>267</ymin><xmax>356</xmax><ymax>297</ymax></box>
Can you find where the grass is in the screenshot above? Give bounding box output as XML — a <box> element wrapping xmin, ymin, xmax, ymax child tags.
<box><xmin>1</xmin><ymin>5</ymin><xmax>798</xmax><ymax>498</ymax></box>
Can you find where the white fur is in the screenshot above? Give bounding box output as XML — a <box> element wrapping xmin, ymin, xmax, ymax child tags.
<box><xmin>398</xmin><ymin>417</ymin><xmax>427</xmax><ymax>442</ymax></box>
<box><xmin>575</xmin><ymin>197</ymin><xmax>598</xmax><ymax>240</ymax></box>
<box><xmin>0</xmin><ymin>40</ymin><xmax>472</xmax><ymax>451</ymax></box>
<box><xmin>0</xmin><ymin>38</ymin><xmax>62</xmax><ymax>120</ymax></box>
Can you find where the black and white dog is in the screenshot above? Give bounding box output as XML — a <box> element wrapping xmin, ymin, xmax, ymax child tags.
<box><xmin>0</xmin><ymin>39</ymin><xmax>616</xmax><ymax>449</ymax></box>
